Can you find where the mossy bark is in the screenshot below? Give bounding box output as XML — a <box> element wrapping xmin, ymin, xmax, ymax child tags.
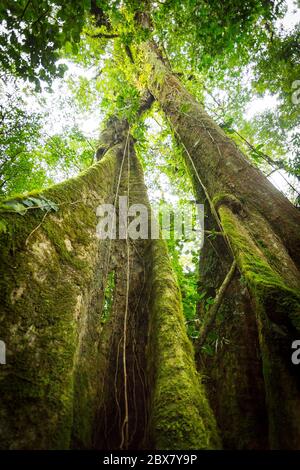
<box><xmin>0</xmin><ymin>154</ymin><xmax>117</xmax><ymax>449</ymax></box>
<box><xmin>0</xmin><ymin>115</ymin><xmax>220</xmax><ymax>450</ymax></box>
<box><xmin>93</xmin><ymin>127</ymin><xmax>220</xmax><ymax>450</ymax></box>
<box><xmin>196</xmin><ymin>200</ymin><xmax>268</xmax><ymax>449</ymax></box>
<box><xmin>138</xmin><ymin>40</ymin><xmax>300</xmax><ymax>448</ymax></box>
<box><xmin>147</xmin><ymin>236</ymin><xmax>221</xmax><ymax>449</ymax></box>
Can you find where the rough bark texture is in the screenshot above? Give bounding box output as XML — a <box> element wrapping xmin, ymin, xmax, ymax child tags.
<box><xmin>197</xmin><ymin>201</ymin><xmax>268</xmax><ymax>450</ymax></box>
<box><xmin>138</xmin><ymin>40</ymin><xmax>300</xmax><ymax>449</ymax></box>
<box><xmin>0</xmin><ymin>116</ymin><xmax>220</xmax><ymax>450</ymax></box>
<box><xmin>147</xmin><ymin>235</ymin><xmax>220</xmax><ymax>449</ymax></box>
<box><xmin>93</xmin><ymin>122</ymin><xmax>220</xmax><ymax>450</ymax></box>
<box><xmin>0</xmin><ymin>154</ymin><xmax>117</xmax><ymax>449</ymax></box>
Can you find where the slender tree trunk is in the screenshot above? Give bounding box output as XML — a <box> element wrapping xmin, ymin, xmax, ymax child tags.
<box><xmin>137</xmin><ymin>40</ymin><xmax>300</xmax><ymax>449</ymax></box>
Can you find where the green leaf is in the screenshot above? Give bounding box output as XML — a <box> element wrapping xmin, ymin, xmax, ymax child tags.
<box><xmin>3</xmin><ymin>201</ymin><xmax>27</xmax><ymax>215</ymax></box>
<box><xmin>27</xmin><ymin>197</ymin><xmax>59</xmax><ymax>211</ymax></box>
<box><xmin>22</xmin><ymin>199</ymin><xmax>35</xmax><ymax>207</ymax></box>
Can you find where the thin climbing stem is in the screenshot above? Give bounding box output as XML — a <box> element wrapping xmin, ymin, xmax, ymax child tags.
<box><xmin>99</xmin><ymin>130</ymin><xmax>130</xmax><ymax>444</ymax></box>
<box><xmin>120</xmin><ymin>135</ymin><xmax>131</xmax><ymax>450</ymax></box>
<box><xmin>25</xmin><ymin>209</ymin><xmax>50</xmax><ymax>246</ymax></box>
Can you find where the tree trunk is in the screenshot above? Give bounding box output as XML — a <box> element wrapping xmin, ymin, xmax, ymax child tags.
<box><xmin>0</xmin><ymin>115</ymin><xmax>220</xmax><ymax>450</ymax></box>
<box><xmin>92</xmin><ymin>118</ymin><xmax>221</xmax><ymax>450</ymax></box>
<box><xmin>196</xmin><ymin>200</ymin><xmax>269</xmax><ymax>449</ymax></box>
<box><xmin>138</xmin><ymin>40</ymin><xmax>300</xmax><ymax>449</ymax></box>
<box><xmin>0</xmin><ymin>151</ymin><xmax>118</xmax><ymax>449</ymax></box>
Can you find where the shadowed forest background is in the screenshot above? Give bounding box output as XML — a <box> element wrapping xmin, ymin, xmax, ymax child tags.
<box><xmin>0</xmin><ymin>0</ymin><xmax>300</xmax><ymax>450</ymax></box>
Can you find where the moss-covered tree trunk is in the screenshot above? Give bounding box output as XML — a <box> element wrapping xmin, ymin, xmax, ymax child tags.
<box><xmin>0</xmin><ymin>152</ymin><xmax>118</xmax><ymax>449</ymax></box>
<box><xmin>138</xmin><ymin>41</ymin><xmax>300</xmax><ymax>449</ymax></box>
<box><xmin>0</xmin><ymin>114</ymin><xmax>220</xmax><ymax>450</ymax></box>
<box><xmin>196</xmin><ymin>200</ymin><xmax>268</xmax><ymax>449</ymax></box>
<box><xmin>93</xmin><ymin>118</ymin><xmax>220</xmax><ymax>450</ymax></box>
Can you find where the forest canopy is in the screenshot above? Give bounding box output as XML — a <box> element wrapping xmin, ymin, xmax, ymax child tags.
<box><xmin>0</xmin><ymin>0</ymin><xmax>299</xmax><ymax>196</ymax></box>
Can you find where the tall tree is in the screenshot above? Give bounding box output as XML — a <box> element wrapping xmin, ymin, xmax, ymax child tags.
<box><xmin>0</xmin><ymin>0</ymin><xmax>300</xmax><ymax>451</ymax></box>
<box><xmin>131</xmin><ymin>11</ymin><xmax>300</xmax><ymax>449</ymax></box>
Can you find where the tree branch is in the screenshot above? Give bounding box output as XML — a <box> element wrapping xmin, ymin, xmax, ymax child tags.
<box><xmin>89</xmin><ymin>32</ymin><xmax>119</xmax><ymax>39</ymax></box>
<box><xmin>124</xmin><ymin>44</ymin><xmax>134</xmax><ymax>64</ymax></box>
<box><xmin>31</xmin><ymin>7</ymin><xmax>51</xmax><ymax>29</ymax></box>
<box><xmin>204</xmin><ymin>230</ymin><xmax>224</xmax><ymax>237</ymax></box>
<box><xmin>196</xmin><ymin>260</ymin><xmax>237</xmax><ymax>352</ymax></box>
<box><xmin>90</xmin><ymin>0</ymin><xmax>110</xmax><ymax>29</ymax></box>
<box><xmin>20</xmin><ymin>0</ymin><xmax>31</xmax><ymax>21</ymax></box>
<box><xmin>137</xmin><ymin>91</ymin><xmax>155</xmax><ymax>116</ymax></box>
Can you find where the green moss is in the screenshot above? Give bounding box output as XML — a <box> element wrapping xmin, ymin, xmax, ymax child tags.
<box><xmin>212</xmin><ymin>193</ymin><xmax>243</xmax><ymax>214</ymax></box>
<box><xmin>147</xmin><ymin>238</ymin><xmax>221</xmax><ymax>450</ymax></box>
<box><xmin>219</xmin><ymin>206</ymin><xmax>300</xmax><ymax>329</ymax></box>
<box><xmin>0</xmin><ymin>189</ymin><xmax>42</xmax><ymax>202</ymax></box>
<box><xmin>0</xmin><ymin>153</ymin><xmax>117</xmax><ymax>449</ymax></box>
<box><xmin>217</xmin><ymin>205</ymin><xmax>300</xmax><ymax>449</ymax></box>
<box><xmin>0</xmin><ymin>219</ymin><xmax>7</xmax><ymax>234</ymax></box>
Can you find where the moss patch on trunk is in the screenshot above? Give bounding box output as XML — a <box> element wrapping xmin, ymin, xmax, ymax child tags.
<box><xmin>0</xmin><ymin>153</ymin><xmax>117</xmax><ymax>449</ymax></box>
<box><xmin>147</xmin><ymin>238</ymin><xmax>221</xmax><ymax>450</ymax></box>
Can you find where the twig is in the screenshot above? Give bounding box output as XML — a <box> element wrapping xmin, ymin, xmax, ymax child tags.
<box><xmin>204</xmin><ymin>230</ymin><xmax>224</xmax><ymax>237</ymax></box>
<box><xmin>124</xmin><ymin>45</ymin><xmax>134</xmax><ymax>64</ymax></box>
<box><xmin>31</xmin><ymin>7</ymin><xmax>51</xmax><ymax>28</ymax></box>
<box><xmin>89</xmin><ymin>32</ymin><xmax>119</xmax><ymax>39</ymax></box>
<box><xmin>266</xmin><ymin>168</ymin><xmax>277</xmax><ymax>178</ymax></box>
<box><xmin>20</xmin><ymin>0</ymin><xmax>31</xmax><ymax>21</ymax></box>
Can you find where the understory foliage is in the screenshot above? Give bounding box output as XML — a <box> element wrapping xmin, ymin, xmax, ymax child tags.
<box><xmin>0</xmin><ymin>73</ymin><xmax>97</xmax><ymax>197</ymax></box>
